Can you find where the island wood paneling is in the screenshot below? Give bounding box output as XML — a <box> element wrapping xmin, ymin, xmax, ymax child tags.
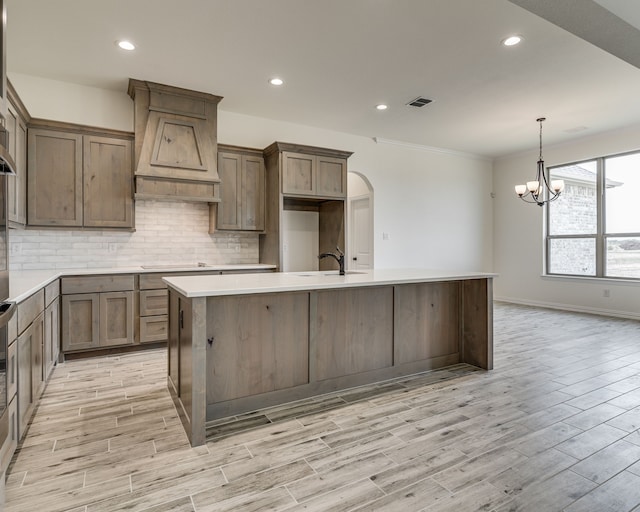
<box><xmin>167</xmin><ymin>291</ymin><xmax>180</xmax><ymax>393</ymax></box>
<box><xmin>178</xmin><ymin>296</ymin><xmax>194</xmax><ymax>422</ymax></box>
<box><xmin>462</xmin><ymin>278</ymin><xmax>493</xmax><ymax>370</ymax></box>
<box><xmin>394</xmin><ymin>281</ymin><xmax>461</xmax><ymax>365</ymax></box>
<box><xmin>313</xmin><ymin>286</ymin><xmax>394</xmax><ymax>381</ymax></box>
<box><xmin>206</xmin><ymin>292</ymin><xmax>310</xmax><ymax>403</ymax></box>
<box><xmin>167</xmin><ymin>276</ymin><xmax>493</xmax><ymax>446</ymax></box>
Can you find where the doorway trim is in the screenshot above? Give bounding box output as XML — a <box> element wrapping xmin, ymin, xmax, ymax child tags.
<box><xmin>347</xmin><ymin>171</ymin><xmax>374</xmax><ymax>270</ymax></box>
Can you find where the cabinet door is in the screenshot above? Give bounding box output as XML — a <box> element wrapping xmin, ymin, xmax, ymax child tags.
<box><xmin>7</xmin><ymin>340</ymin><xmax>17</xmax><ymax>401</ymax></box>
<box><xmin>241</xmin><ymin>155</ymin><xmax>265</xmax><ymax>230</ymax></box>
<box><xmin>13</xmin><ymin>118</ymin><xmax>28</xmax><ymax>225</ymax></box>
<box><xmin>83</xmin><ymin>136</ymin><xmax>133</xmax><ymax>228</ymax></box>
<box><xmin>62</xmin><ymin>293</ymin><xmax>100</xmax><ymax>352</ymax></box>
<box><xmin>207</xmin><ymin>292</ymin><xmax>309</xmax><ymax>403</ymax></box>
<box><xmin>217</xmin><ymin>151</ymin><xmax>242</xmax><ymax>230</ymax></box>
<box><xmin>282</xmin><ymin>152</ymin><xmax>315</xmax><ymax>196</ymax></box>
<box><xmin>17</xmin><ymin>324</ymin><xmax>33</xmax><ymax>439</ymax></box>
<box><xmin>394</xmin><ymin>282</ymin><xmax>460</xmax><ymax>365</ymax></box>
<box><xmin>27</xmin><ymin>129</ymin><xmax>83</xmax><ymax>227</ymax></box>
<box><xmin>99</xmin><ymin>291</ymin><xmax>134</xmax><ymax>347</ymax></box>
<box><xmin>314</xmin><ymin>286</ymin><xmax>394</xmax><ymax>381</ymax></box>
<box><xmin>31</xmin><ymin>314</ymin><xmax>45</xmax><ymax>401</ymax></box>
<box><xmin>44</xmin><ymin>298</ymin><xmax>60</xmax><ymax>379</ymax></box>
<box><xmin>316</xmin><ymin>155</ymin><xmax>347</xmax><ymax>198</ymax></box>
<box><xmin>6</xmin><ymin>103</ymin><xmax>27</xmax><ymax>226</ymax></box>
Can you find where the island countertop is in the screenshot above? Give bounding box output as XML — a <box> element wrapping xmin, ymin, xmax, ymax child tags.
<box><xmin>163</xmin><ymin>268</ymin><xmax>496</xmax><ymax>297</ymax></box>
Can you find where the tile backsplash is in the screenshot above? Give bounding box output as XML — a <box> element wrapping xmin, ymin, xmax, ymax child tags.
<box><xmin>9</xmin><ymin>200</ymin><xmax>260</xmax><ymax>270</ymax></box>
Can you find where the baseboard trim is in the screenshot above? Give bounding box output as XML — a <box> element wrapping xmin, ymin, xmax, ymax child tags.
<box><xmin>494</xmin><ymin>296</ymin><xmax>640</xmax><ymax>321</ymax></box>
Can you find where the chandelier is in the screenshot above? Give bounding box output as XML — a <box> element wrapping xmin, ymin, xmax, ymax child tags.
<box><xmin>515</xmin><ymin>117</ymin><xmax>564</xmax><ymax>206</ymax></box>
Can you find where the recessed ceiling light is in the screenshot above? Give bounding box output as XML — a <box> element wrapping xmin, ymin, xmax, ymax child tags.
<box><xmin>116</xmin><ymin>40</ymin><xmax>136</xmax><ymax>51</ymax></box>
<box><xmin>269</xmin><ymin>78</ymin><xmax>284</xmax><ymax>86</ymax></box>
<box><xmin>502</xmin><ymin>35</ymin><xmax>523</xmax><ymax>47</ymax></box>
<box><xmin>376</xmin><ymin>104</ymin><xmax>388</xmax><ymax>111</ymax></box>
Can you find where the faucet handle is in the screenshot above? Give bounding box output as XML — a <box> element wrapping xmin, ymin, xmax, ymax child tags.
<box><xmin>335</xmin><ymin>246</ymin><xmax>344</xmax><ymax>257</ymax></box>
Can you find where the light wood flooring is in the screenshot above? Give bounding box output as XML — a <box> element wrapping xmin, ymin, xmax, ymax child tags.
<box><xmin>5</xmin><ymin>302</ymin><xmax>640</xmax><ymax>511</ymax></box>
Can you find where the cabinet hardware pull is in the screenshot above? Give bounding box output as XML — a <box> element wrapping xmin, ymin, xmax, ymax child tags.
<box><xmin>207</xmin><ymin>337</ymin><xmax>214</xmax><ymax>346</ymax></box>
<box><xmin>179</xmin><ymin>310</ymin><xmax>184</xmax><ymax>329</ymax></box>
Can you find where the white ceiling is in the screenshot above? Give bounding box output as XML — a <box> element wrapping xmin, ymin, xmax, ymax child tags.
<box><xmin>6</xmin><ymin>0</ymin><xmax>640</xmax><ymax>158</ymax></box>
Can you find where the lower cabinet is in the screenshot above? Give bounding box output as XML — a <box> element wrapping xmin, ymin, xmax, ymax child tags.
<box><xmin>62</xmin><ymin>291</ymin><xmax>134</xmax><ymax>352</ymax></box>
<box><xmin>43</xmin><ymin>281</ymin><xmax>61</xmax><ymax>377</ymax></box>
<box><xmin>17</xmin><ymin>312</ymin><xmax>44</xmax><ymax>439</ymax></box>
<box><xmin>61</xmin><ymin>275</ymin><xmax>135</xmax><ymax>354</ymax></box>
<box><xmin>1</xmin><ymin>314</ymin><xmax>19</xmax><ymax>474</ymax></box>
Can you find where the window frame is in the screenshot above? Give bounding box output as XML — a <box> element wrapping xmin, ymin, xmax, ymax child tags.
<box><xmin>545</xmin><ymin>150</ymin><xmax>640</xmax><ymax>281</ymax></box>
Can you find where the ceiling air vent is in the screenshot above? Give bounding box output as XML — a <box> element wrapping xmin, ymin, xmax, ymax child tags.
<box><xmin>407</xmin><ymin>97</ymin><xmax>432</xmax><ymax>108</ymax></box>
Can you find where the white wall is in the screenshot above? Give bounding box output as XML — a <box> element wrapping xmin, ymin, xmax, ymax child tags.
<box><xmin>219</xmin><ymin>111</ymin><xmax>494</xmax><ymax>272</ymax></box>
<box><xmin>9</xmin><ymin>73</ymin><xmax>133</xmax><ymax>131</ymax></box>
<box><xmin>9</xmin><ymin>73</ymin><xmax>494</xmax><ymax>273</ymax></box>
<box><xmin>493</xmin><ymin>124</ymin><xmax>640</xmax><ymax>319</ymax></box>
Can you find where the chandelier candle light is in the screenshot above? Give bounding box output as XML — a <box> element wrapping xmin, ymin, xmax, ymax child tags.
<box><xmin>515</xmin><ymin>117</ymin><xmax>565</xmax><ymax>206</ymax></box>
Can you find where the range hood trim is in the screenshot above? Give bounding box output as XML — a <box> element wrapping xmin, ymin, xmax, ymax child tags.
<box><xmin>128</xmin><ymin>79</ymin><xmax>223</xmax><ymax>202</ymax></box>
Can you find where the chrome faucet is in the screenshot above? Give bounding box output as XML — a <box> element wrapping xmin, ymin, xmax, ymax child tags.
<box><xmin>318</xmin><ymin>246</ymin><xmax>345</xmax><ymax>275</ymax></box>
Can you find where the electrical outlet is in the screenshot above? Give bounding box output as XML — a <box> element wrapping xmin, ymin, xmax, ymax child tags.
<box><xmin>603</xmin><ymin>289</ymin><xmax>610</xmax><ymax>298</ymax></box>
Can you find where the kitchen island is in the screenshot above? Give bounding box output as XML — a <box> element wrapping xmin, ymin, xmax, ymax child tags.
<box><xmin>164</xmin><ymin>269</ymin><xmax>494</xmax><ymax>446</ymax></box>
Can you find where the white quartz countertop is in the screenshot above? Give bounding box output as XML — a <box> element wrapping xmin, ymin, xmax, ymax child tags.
<box><xmin>163</xmin><ymin>269</ymin><xmax>496</xmax><ymax>298</ymax></box>
<box><xmin>8</xmin><ymin>264</ymin><xmax>276</xmax><ymax>303</ymax></box>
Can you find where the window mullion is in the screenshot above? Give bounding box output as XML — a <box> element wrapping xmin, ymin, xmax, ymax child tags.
<box><xmin>596</xmin><ymin>157</ymin><xmax>605</xmax><ymax>277</ymax></box>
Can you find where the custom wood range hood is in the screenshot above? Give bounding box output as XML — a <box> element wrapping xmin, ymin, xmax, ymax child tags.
<box><xmin>128</xmin><ymin>79</ymin><xmax>223</xmax><ymax>202</ymax></box>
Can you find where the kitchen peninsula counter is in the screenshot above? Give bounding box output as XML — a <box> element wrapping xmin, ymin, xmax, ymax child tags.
<box><xmin>8</xmin><ymin>264</ymin><xmax>276</xmax><ymax>303</ymax></box>
<box><xmin>165</xmin><ymin>269</ymin><xmax>494</xmax><ymax>446</ymax></box>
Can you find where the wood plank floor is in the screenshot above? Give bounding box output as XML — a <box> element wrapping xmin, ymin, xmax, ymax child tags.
<box><xmin>5</xmin><ymin>302</ymin><xmax>640</xmax><ymax>511</ymax></box>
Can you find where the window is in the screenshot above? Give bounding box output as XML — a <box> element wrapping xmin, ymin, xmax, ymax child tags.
<box><xmin>546</xmin><ymin>151</ymin><xmax>640</xmax><ymax>279</ymax></box>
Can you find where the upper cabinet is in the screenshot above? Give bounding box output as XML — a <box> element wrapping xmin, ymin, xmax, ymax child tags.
<box><xmin>260</xmin><ymin>142</ymin><xmax>353</xmax><ymax>271</ymax></box>
<box><xmin>6</xmin><ymin>81</ymin><xmax>29</xmax><ymax>227</ymax></box>
<box><xmin>211</xmin><ymin>145</ymin><xmax>265</xmax><ymax>232</ymax></box>
<box><xmin>27</xmin><ymin>121</ymin><xmax>133</xmax><ymax>229</ymax></box>
<box><xmin>128</xmin><ymin>80</ymin><xmax>223</xmax><ymax>203</ymax></box>
<box><xmin>278</xmin><ymin>145</ymin><xmax>349</xmax><ymax>199</ymax></box>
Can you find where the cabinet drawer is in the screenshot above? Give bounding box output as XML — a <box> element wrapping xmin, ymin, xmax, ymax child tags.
<box><xmin>139</xmin><ymin>274</ymin><xmax>167</xmax><ymax>290</ymax></box>
<box><xmin>140</xmin><ymin>289</ymin><xmax>168</xmax><ymax>316</ymax></box>
<box><xmin>139</xmin><ymin>315</ymin><xmax>168</xmax><ymax>343</ymax></box>
<box><xmin>44</xmin><ymin>279</ymin><xmax>60</xmax><ymax>307</ymax></box>
<box><xmin>62</xmin><ymin>275</ymin><xmax>134</xmax><ymax>294</ymax></box>
<box><xmin>17</xmin><ymin>289</ymin><xmax>44</xmax><ymax>336</ymax></box>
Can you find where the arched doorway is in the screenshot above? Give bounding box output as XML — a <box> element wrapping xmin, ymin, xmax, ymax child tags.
<box><xmin>347</xmin><ymin>172</ymin><xmax>374</xmax><ymax>270</ymax></box>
